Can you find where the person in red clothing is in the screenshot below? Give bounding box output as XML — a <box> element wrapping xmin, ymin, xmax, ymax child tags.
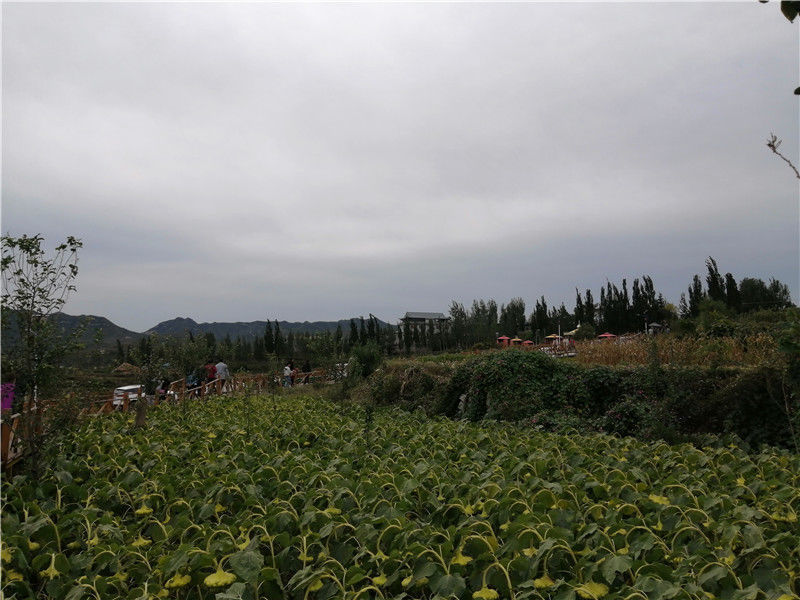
<box><xmin>204</xmin><ymin>360</ymin><xmax>217</xmax><ymax>391</ymax></box>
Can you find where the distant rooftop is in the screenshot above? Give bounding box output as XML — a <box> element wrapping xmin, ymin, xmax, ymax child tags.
<box><xmin>403</xmin><ymin>312</ymin><xmax>449</xmax><ymax>321</ymax></box>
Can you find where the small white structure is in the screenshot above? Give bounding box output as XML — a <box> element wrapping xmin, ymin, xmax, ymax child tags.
<box><xmin>112</xmin><ymin>385</ymin><xmax>143</xmax><ymax>408</ymax></box>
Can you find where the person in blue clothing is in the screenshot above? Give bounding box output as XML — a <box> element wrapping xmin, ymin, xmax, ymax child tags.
<box><xmin>186</xmin><ymin>371</ymin><xmax>200</xmax><ymax>398</ymax></box>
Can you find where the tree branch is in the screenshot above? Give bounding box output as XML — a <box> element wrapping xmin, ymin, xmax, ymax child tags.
<box><xmin>767</xmin><ymin>132</ymin><xmax>800</xmax><ymax>179</ymax></box>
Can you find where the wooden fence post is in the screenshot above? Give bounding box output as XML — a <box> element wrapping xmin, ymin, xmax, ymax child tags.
<box><xmin>1</xmin><ymin>416</ymin><xmax>17</xmax><ymax>465</ymax></box>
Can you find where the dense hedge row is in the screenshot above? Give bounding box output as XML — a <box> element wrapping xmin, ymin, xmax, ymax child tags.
<box><xmin>368</xmin><ymin>349</ymin><xmax>796</xmax><ymax>449</ymax></box>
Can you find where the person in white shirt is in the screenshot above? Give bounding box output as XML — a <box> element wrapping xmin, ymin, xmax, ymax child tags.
<box><xmin>215</xmin><ymin>359</ymin><xmax>230</xmax><ymax>392</ymax></box>
<box><xmin>283</xmin><ymin>363</ymin><xmax>292</xmax><ymax>388</ymax></box>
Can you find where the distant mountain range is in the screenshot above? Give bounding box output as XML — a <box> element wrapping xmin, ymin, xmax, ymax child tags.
<box><xmin>2</xmin><ymin>312</ymin><xmax>394</xmax><ymax>350</ymax></box>
<box><xmin>146</xmin><ymin>316</ymin><xmax>392</xmax><ymax>339</ymax></box>
<box><xmin>2</xmin><ymin>312</ymin><xmax>143</xmax><ymax>348</ymax></box>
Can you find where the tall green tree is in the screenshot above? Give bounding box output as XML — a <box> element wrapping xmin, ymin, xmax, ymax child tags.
<box><xmin>620</xmin><ymin>279</ymin><xmax>631</xmax><ymax>331</ymax></box>
<box><xmin>1</xmin><ymin>234</ymin><xmax>83</xmax><ymax>471</ymax></box>
<box><xmin>740</xmin><ymin>277</ymin><xmax>794</xmax><ymax>311</ymax></box>
<box><xmin>767</xmin><ymin>278</ymin><xmax>793</xmax><ymax>308</ymax></box>
<box><xmin>556</xmin><ymin>302</ymin><xmax>573</xmax><ymax>332</ymax></box>
<box><xmin>679</xmin><ymin>293</ymin><xmax>690</xmax><ymax>319</ymax></box>
<box><xmin>598</xmin><ymin>287</ymin><xmax>607</xmax><ymax>331</ymax></box>
<box><xmin>706</xmin><ymin>257</ymin><xmax>726</xmax><ymax>304</ymax></box>
<box><xmin>403</xmin><ymin>319</ymin><xmax>412</xmax><ymax>354</ymax></box>
<box><xmin>487</xmin><ymin>300</ymin><xmax>499</xmax><ymax>337</ymax></box>
<box><xmin>137</xmin><ymin>336</ymin><xmax>151</xmax><ymax>362</ymax></box>
<box><xmin>253</xmin><ymin>336</ymin><xmax>265</xmax><ymax>360</ymax></box>
<box><xmin>274</xmin><ymin>322</ymin><xmax>285</xmax><ymax>357</ymax></box>
<box><xmin>171</xmin><ymin>332</ymin><xmax>210</xmax><ymax>378</ymax></box>
<box><xmin>221</xmin><ymin>334</ymin><xmax>233</xmax><ymax>358</ymax></box>
<box><xmin>420</xmin><ymin>323</ymin><xmax>429</xmax><ymax>349</ymax></box>
<box><xmin>641</xmin><ymin>276</ymin><xmax>660</xmax><ymax>322</ymax></box>
<box><xmin>531</xmin><ymin>296</ymin><xmax>550</xmax><ymax>338</ymax></box>
<box><xmin>264</xmin><ymin>321</ymin><xmax>275</xmax><ymax>354</ymax></box>
<box><xmin>574</xmin><ymin>289</ymin><xmax>585</xmax><ymax>326</ymax></box>
<box><xmin>412</xmin><ymin>324</ymin><xmax>421</xmax><ymax>349</ymax></box>
<box><xmin>334</xmin><ymin>323</ymin><xmax>343</xmax><ymax>356</ymax></box>
<box><xmin>425</xmin><ymin>320</ymin><xmax>434</xmax><ymax>351</ymax></box>
<box><xmin>687</xmin><ymin>274</ymin><xmax>705</xmax><ymax>317</ymax></box>
<box><xmin>449</xmin><ymin>301</ymin><xmax>468</xmax><ymax>349</ymax></box>
<box><xmin>359</xmin><ymin>317</ymin><xmax>367</xmax><ymax>345</ymax></box>
<box><xmin>584</xmin><ymin>289</ymin><xmax>596</xmax><ymax>327</ymax></box>
<box><xmin>286</xmin><ymin>331</ymin><xmax>295</xmax><ymax>356</ymax></box>
<box><xmin>204</xmin><ymin>332</ymin><xmax>217</xmax><ymax>356</ymax></box>
<box><xmin>724</xmin><ymin>273</ymin><xmax>741</xmax><ymax>313</ymax></box>
<box><xmin>631</xmin><ymin>279</ymin><xmax>645</xmax><ymax>327</ymax></box>
<box><xmin>499</xmin><ymin>297</ymin><xmax>526</xmax><ymax>336</ymax></box>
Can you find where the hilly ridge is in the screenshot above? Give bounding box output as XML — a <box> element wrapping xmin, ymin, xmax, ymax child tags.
<box><xmin>1</xmin><ymin>312</ymin><xmax>142</xmax><ymax>348</ymax></box>
<box><xmin>146</xmin><ymin>316</ymin><xmax>392</xmax><ymax>339</ymax></box>
<box><xmin>2</xmin><ymin>312</ymin><xmax>395</xmax><ymax>351</ymax></box>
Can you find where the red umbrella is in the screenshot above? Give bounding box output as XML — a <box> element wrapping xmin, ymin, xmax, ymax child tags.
<box><xmin>598</xmin><ymin>333</ymin><xmax>617</xmax><ymax>338</ymax></box>
<box><xmin>497</xmin><ymin>336</ymin><xmax>510</xmax><ymax>340</ymax></box>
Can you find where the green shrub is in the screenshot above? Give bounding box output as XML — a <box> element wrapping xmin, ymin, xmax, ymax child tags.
<box><xmin>444</xmin><ymin>350</ymin><xmax>564</xmax><ymax>421</ymax></box>
<box><xmin>397</xmin><ymin>367</ymin><xmax>437</xmax><ymax>411</ymax></box>
<box><xmin>366</xmin><ymin>347</ymin><xmax>796</xmax><ymax>448</ymax></box>
<box><xmin>598</xmin><ymin>395</ymin><xmax>653</xmax><ymax>437</ymax></box>
<box><xmin>580</xmin><ymin>366</ymin><xmax>626</xmax><ymax>414</ymax></box>
<box><xmin>438</xmin><ymin>358</ymin><xmax>476</xmax><ymax>416</ymax></box>
<box><xmin>367</xmin><ymin>361</ymin><xmax>454</xmax><ymax>415</ymax></box>
<box><xmin>706</xmin><ymin>366</ymin><xmax>790</xmax><ymax>448</ymax></box>
<box><xmin>520</xmin><ymin>409</ymin><xmax>587</xmax><ymax>433</ymax></box>
<box><xmin>349</xmin><ymin>342</ymin><xmax>383</xmax><ymax>378</ymax></box>
<box><xmin>368</xmin><ymin>369</ymin><xmax>402</xmax><ymax>406</ymax></box>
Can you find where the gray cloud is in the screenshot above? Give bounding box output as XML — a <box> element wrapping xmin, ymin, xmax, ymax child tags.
<box><xmin>2</xmin><ymin>2</ymin><xmax>797</xmax><ymax>331</ymax></box>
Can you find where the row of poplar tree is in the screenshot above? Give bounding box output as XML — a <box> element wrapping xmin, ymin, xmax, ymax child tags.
<box><xmin>119</xmin><ymin>257</ymin><xmax>793</xmax><ymax>362</ymax></box>
<box><xmin>449</xmin><ymin>257</ymin><xmax>792</xmax><ymax>345</ymax></box>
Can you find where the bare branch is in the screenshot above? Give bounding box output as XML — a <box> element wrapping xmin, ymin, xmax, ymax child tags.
<box><xmin>767</xmin><ymin>132</ymin><xmax>800</xmax><ymax>179</ymax></box>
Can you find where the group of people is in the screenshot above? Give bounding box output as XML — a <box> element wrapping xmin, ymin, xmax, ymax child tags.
<box><xmin>283</xmin><ymin>360</ymin><xmax>311</xmax><ymax>387</ymax></box>
<box><xmin>182</xmin><ymin>357</ymin><xmax>314</xmax><ymax>392</ymax></box>
<box><xmin>155</xmin><ymin>378</ymin><xmax>171</xmax><ymax>402</ymax></box>
<box><xmin>186</xmin><ymin>358</ymin><xmax>230</xmax><ymax>396</ymax></box>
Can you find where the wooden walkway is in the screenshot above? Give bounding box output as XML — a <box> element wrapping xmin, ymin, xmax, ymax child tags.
<box><xmin>1</xmin><ymin>369</ymin><xmax>326</xmax><ymax>472</ymax></box>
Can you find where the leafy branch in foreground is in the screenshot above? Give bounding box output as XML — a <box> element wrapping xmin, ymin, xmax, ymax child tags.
<box><xmin>766</xmin><ymin>133</ymin><xmax>800</xmax><ymax>179</ymax></box>
<box><xmin>1</xmin><ymin>233</ymin><xmax>83</xmax><ymax>475</ymax></box>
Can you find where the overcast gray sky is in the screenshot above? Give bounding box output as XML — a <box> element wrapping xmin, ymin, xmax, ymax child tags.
<box><xmin>2</xmin><ymin>2</ymin><xmax>798</xmax><ymax>332</ymax></box>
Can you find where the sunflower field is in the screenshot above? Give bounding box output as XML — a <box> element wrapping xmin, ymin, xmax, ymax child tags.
<box><xmin>1</xmin><ymin>395</ymin><xmax>798</xmax><ymax>600</ymax></box>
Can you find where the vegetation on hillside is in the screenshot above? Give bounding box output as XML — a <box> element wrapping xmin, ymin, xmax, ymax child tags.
<box><xmin>367</xmin><ymin>330</ymin><xmax>800</xmax><ymax>450</ymax></box>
